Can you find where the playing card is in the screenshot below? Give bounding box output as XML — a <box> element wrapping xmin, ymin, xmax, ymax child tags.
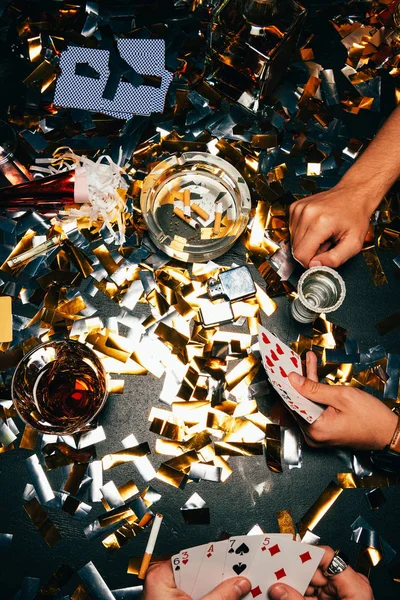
<box><xmin>243</xmin><ymin>539</ymin><xmax>325</xmax><ymax>599</ymax></box>
<box><xmin>171</xmin><ymin>553</ymin><xmax>181</xmax><ymax>588</ymax></box>
<box><xmin>191</xmin><ymin>540</ymin><xmax>228</xmax><ymax>600</ymax></box>
<box><xmin>269</xmin><ymin>374</ymin><xmax>324</xmax><ymax>424</ymax></box>
<box><xmin>258</xmin><ymin>325</ymin><xmax>302</xmax><ymax>379</ymax></box>
<box><xmin>222</xmin><ymin>534</ymin><xmax>292</xmax><ymax>582</ymax></box>
<box><xmin>258</xmin><ymin>324</ymin><xmax>325</xmax><ymax>424</ymax></box>
<box><xmin>179</xmin><ymin>544</ymin><xmax>208</xmax><ymax>596</ymax></box>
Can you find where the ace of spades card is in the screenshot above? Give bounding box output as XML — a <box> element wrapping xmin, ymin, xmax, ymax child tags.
<box><xmin>258</xmin><ymin>324</ymin><xmax>325</xmax><ymax>424</ymax></box>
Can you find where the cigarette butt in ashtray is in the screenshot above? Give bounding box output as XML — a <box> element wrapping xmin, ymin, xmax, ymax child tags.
<box><xmin>138</xmin><ymin>513</ymin><xmax>163</xmax><ymax>579</ymax></box>
<box><xmin>173</xmin><ymin>207</ymin><xmax>200</xmax><ymax>230</ymax></box>
<box><xmin>183</xmin><ymin>189</ymin><xmax>191</xmax><ymax>217</ymax></box>
<box><xmin>213</xmin><ymin>201</ymin><xmax>223</xmax><ymax>235</ymax></box>
<box><xmin>191</xmin><ymin>203</ymin><xmax>210</xmax><ymax>221</ymax></box>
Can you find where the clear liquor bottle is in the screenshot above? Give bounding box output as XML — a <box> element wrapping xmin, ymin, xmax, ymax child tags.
<box><xmin>205</xmin><ymin>0</ymin><xmax>306</xmax><ymax>112</ymax></box>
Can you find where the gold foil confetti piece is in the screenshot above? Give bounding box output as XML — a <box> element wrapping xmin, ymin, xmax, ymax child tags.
<box><xmin>97</xmin><ymin>505</ymin><xmax>136</xmax><ymax>528</ymax></box>
<box><xmin>214</xmin><ymin>442</ymin><xmax>263</xmax><ymax>456</ymax></box>
<box><xmin>23</xmin><ymin>59</ymin><xmax>58</xmax><ymax>93</ymax></box>
<box><xmin>172</xmin><ymin>401</ymin><xmax>209</xmax><ymax>424</ymax></box>
<box><xmin>277</xmin><ymin>510</ymin><xmax>296</xmax><ymax>538</ymax></box>
<box><xmin>71</xmin><ymin>584</ymin><xmax>92</xmax><ymax>600</ymax></box>
<box><xmin>86</xmin><ymin>333</ymin><xmax>130</xmax><ymax>363</ymax></box>
<box><xmin>150</xmin><ymin>417</ymin><xmax>184</xmax><ymax>441</ymax></box>
<box><xmin>225</xmin><ymin>354</ymin><xmax>260</xmax><ymax>391</ymax></box>
<box><xmin>24</xmin><ymin>498</ymin><xmax>61</xmax><ymax>547</ymax></box>
<box><xmin>1</xmin><ymin>229</ymin><xmax>35</xmax><ymax>275</ymax></box>
<box><xmin>107</xmin><ymin>379</ymin><xmax>125</xmax><ymax>394</ymax></box>
<box><xmin>102</xmin><ymin>443</ymin><xmax>151</xmax><ymax>470</ymax></box>
<box><xmin>154</xmin><ymin>322</ymin><xmax>189</xmax><ymax>354</ymax></box>
<box><xmin>64</xmin><ymin>241</ymin><xmax>93</xmax><ymax>278</ymax></box>
<box><xmin>156</xmin><ymin>464</ymin><xmax>188</xmax><ymax>488</ymax></box>
<box><xmin>102</xmin><ymin>533</ymin><xmax>121</xmax><ymax>551</ymax></box>
<box><xmin>146</xmin><ymin>289</ymin><xmax>170</xmax><ymax>316</ymax></box>
<box><xmin>127</xmin><ymin>557</ymin><xmax>141</xmax><ymax>575</ymax></box>
<box><xmin>28</xmin><ymin>35</ymin><xmax>42</xmax><ymax>62</ymax></box>
<box><xmin>362</xmin><ymin>248</ymin><xmax>388</xmax><ymax>286</ymax></box>
<box><xmin>19</xmin><ymin>425</ymin><xmax>39</xmax><ymax>450</ymax></box>
<box><xmin>249</xmin><ymin>201</ymin><xmax>271</xmax><ymax>250</ymax></box>
<box><xmin>233</xmin><ymin>400</ymin><xmax>257</xmax><ymax>418</ymax></box>
<box><xmin>338</xmin><ymin>473</ymin><xmax>400</xmax><ymax>488</ymax></box>
<box><xmin>155</xmin><ymin>439</ymin><xmax>183</xmax><ymax>456</ymax></box>
<box><xmin>64</xmin><ymin>463</ymin><xmax>88</xmax><ymax>496</ymax></box>
<box><xmin>232</xmin><ymin>301</ymin><xmax>259</xmax><ymax>319</ymax></box>
<box><xmin>248</xmin><ymin>316</ymin><xmax>260</xmax><ymax>336</ymax></box>
<box><xmin>101</xmin><ymin>357</ymin><xmax>147</xmax><ymax>375</ymax></box>
<box><xmin>297</xmin><ymin>481</ymin><xmax>343</xmax><ymax>537</ymax></box>
<box><xmin>93</xmin><ymin>245</ymin><xmax>120</xmax><ymax>275</ymax></box>
<box><xmin>58</xmin><ymin>296</ymin><xmax>87</xmax><ymax>316</ymax></box>
<box><xmin>245</xmin><ymin>412</ymin><xmax>272</xmax><ymax>433</ymax></box>
<box><xmin>163</xmin><ymin>450</ymin><xmax>199</xmax><ymax>473</ymax></box>
<box><xmin>265</xmin><ymin>424</ymin><xmax>282</xmax><ymax>473</ymax></box>
<box><xmin>255</xmin><ymin>283</ymin><xmax>277</xmax><ymax>317</ymax></box>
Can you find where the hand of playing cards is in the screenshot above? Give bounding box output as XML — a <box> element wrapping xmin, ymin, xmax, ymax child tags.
<box><xmin>258</xmin><ymin>325</ymin><xmax>325</xmax><ymax>424</ymax></box>
<box><xmin>171</xmin><ymin>533</ymin><xmax>324</xmax><ymax>599</ymax></box>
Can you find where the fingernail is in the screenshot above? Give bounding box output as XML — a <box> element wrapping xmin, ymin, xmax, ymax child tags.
<box><xmin>290</xmin><ymin>372</ymin><xmax>304</xmax><ymax>386</ymax></box>
<box><xmin>235</xmin><ymin>578</ymin><xmax>251</xmax><ymax>596</ymax></box>
<box><xmin>310</xmin><ymin>260</ymin><xmax>322</xmax><ymax>267</ymax></box>
<box><xmin>268</xmin><ymin>584</ymin><xmax>289</xmax><ymax>599</ymax></box>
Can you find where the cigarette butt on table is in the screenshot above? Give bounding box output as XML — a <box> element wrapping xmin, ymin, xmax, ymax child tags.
<box><xmin>191</xmin><ymin>203</ymin><xmax>210</xmax><ymax>220</ymax></box>
<box><xmin>138</xmin><ymin>513</ymin><xmax>164</xmax><ymax>579</ymax></box>
<box><xmin>183</xmin><ymin>189</ymin><xmax>191</xmax><ymax>217</ymax></box>
<box><xmin>173</xmin><ymin>207</ymin><xmax>200</xmax><ymax>230</ymax></box>
<box><xmin>213</xmin><ymin>202</ymin><xmax>223</xmax><ymax>235</ymax></box>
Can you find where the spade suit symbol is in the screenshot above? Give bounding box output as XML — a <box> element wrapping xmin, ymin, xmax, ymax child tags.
<box><xmin>235</xmin><ymin>543</ymin><xmax>250</xmax><ymax>555</ymax></box>
<box><xmin>233</xmin><ymin>563</ymin><xmax>247</xmax><ymax>575</ymax></box>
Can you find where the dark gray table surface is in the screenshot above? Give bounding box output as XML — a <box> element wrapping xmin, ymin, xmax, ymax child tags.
<box><xmin>0</xmin><ymin>1</ymin><xmax>399</xmax><ymax>598</ymax></box>
<box><xmin>0</xmin><ymin>243</ymin><xmax>399</xmax><ymax>599</ymax></box>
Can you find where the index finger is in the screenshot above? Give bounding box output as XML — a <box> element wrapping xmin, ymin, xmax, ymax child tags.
<box><xmin>292</xmin><ymin>227</ymin><xmax>331</xmax><ymax>267</ymax></box>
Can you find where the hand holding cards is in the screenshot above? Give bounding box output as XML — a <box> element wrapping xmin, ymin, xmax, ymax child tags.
<box><xmin>258</xmin><ymin>324</ymin><xmax>325</xmax><ymax>424</ymax></box>
<box><xmin>171</xmin><ymin>533</ymin><xmax>324</xmax><ymax>599</ymax></box>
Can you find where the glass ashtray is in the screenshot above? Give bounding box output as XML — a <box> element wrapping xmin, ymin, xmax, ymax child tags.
<box><xmin>140</xmin><ymin>152</ymin><xmax>251</xmax><ymax>262</ymax></box>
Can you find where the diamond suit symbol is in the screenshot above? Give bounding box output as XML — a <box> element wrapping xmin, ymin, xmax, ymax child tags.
<box><xmin>275</xmin><ymin>568</ymin><xmax>286</xmax><ymax>580</ymax></box>
<box><xmin>300</xmin><ymin>551</ymin><xmax>312</xmax><ymax>563</ymax></box>
<box><xmin>269</xmin><ymin>544</ymin><xmax>281</xmax><ymax>557</ymax></box>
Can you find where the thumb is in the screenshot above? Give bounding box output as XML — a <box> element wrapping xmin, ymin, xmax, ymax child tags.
<box><xmin>201</xmin><ymin>577</ymin><xmax>251</xmax><ymax>600</ymax></box>
<box><xmin>288</xmin><ymin>373</ymin><xmax>342</xmax><ymax>408</ymax></box>
<box><xmin>309</xmin><ymin>236</ymin><xmax>358</xmax><ymax>268</ymax></box>
<box><xmin>268</xmin><ymin>583</ymin><xmax>305</xmax><ymax>599</ymax></box>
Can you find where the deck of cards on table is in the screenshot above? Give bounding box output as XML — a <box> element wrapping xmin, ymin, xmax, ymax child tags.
<box><xmin>258</xmin><ymin>324</ymin><xmax>325</xmax><ymax>424</ymax></box>
<box><xmin>171</xmin><ymin>533</ymin><xmax>324</xmax><ymax>599</ymax></box>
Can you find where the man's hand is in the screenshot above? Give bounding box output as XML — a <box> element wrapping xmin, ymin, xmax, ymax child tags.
<box><xmin>289</xmin><ymin>184</ymin><xmax>372</xmax><ymax>269</ymax></box>
<box><xmin>143</xmin><ymin>560</ymin><xmax>251</xmax><ymax>600</ymax></box>
<box><xmin>268</xmin><ymin>546</ymin><xmax>374</xmax><ymax>599</ymax></box>
<box><xmin>288</xmin><ymin>351</ymin><xmax>397</xmax><ymax>451</ymax></box>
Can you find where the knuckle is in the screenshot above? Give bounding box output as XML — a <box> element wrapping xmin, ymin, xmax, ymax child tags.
<box><xmin>307</xmin><ymin>380</ymin><xmax>320</xmax><ymax>395</ymax></box>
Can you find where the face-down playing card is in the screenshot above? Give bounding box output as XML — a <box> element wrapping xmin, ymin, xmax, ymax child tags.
<box><xmin>258</xmin><ymin>324</ymin><xmax>325</xmax><ymax>423</ymax></box>
<box><xmin>243</xmin><ymin>538</ymin><xmax>325</xmax><ymax>599</ymax></box>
